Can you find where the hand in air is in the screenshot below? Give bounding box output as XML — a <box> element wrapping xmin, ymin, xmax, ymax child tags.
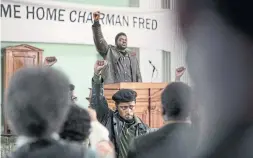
<box><xmin>175</xmin><ymin>66</ymin><xmax>186</xmax><ymax>78</ymax></box>
<box><xmin>93</xmin><ymin>11</ymin><xmax>100</xmax><ymax>21</ymax></box>
<box><xmin>94</xmin><ymin>60</ymin><xmax>107</xmax><ymax>75</ymax></box>
<box><xmin>43</xmin><ymin>56</ymin><xmax>57</xmax><ymax>67</ymax></box>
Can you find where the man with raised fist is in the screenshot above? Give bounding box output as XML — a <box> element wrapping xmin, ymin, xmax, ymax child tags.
<box><xmin>92</xmin><ymin>11</ymin><xmax>142</xmax><ymax>84</ymax></box>
<box><xmin>90</xmin><ymin>60</ymin><xmax>149</xmax><ymax>158</ymax></box>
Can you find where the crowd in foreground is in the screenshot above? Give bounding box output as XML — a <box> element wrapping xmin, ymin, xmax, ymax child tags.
<box><xmin>3</xmin><ymin>58</ymin><xmax>194</xmax><ymax>158</ymax></box>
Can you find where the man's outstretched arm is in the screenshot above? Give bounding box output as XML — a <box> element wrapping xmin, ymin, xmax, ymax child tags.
<box><xmin>90</xmin><ymin>60</ymin><xmax>112</xmax><ymax>124</ymax></box>
<box><xmin>92</xmin><ymin>11</ymin><xmax>109</xmax><ymax>58</ymax></box>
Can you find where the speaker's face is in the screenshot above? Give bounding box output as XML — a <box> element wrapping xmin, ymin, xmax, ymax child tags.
<box><xmin>116</xmin><ymin>35</ymin><xmax>127</xmax><ymax>50</ymax></box>
<box><xmin>117</xmin><ymin>101</ymin><xmax>136</xmax><ymax>120</ymax></box>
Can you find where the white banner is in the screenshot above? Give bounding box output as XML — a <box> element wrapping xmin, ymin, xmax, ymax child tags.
<box><xmin>1</xmin><ymin>0</ymin><xmax>176</xmax><ymax>50</ymax></box>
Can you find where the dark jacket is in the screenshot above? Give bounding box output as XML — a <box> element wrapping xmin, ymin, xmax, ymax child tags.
<box><xmin>90</xmin><ymin>76</ymin><xmax>149</xmax><ymax>157</ymax></box>
<box><xmin>92</xmin><ymin>22</ymin><xmax>142</xmax><ymax>84</ymax></box>
<box><xmin>127</xmin><ymin>123</ymin><xmax>197</xmax><ymax>158</ymax></box>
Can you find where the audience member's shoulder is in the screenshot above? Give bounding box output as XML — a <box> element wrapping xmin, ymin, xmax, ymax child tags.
<box><xmin>134</xmin><ymin>126</ymin><xmax>168</xmax><ymax>150</ymax></box>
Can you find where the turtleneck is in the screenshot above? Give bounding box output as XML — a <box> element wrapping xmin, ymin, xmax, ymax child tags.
<box><xmin>116</xmin><ymin>47</ymin><xmax>127</xmax><ymax>55</ymax></box>
<box><xmin>117</xmin><ymin>113</ymin><xmax>135</xmax><ymax>126</ymax></box>
<box><xmin>120</xmin><ymin>50</ymin><xmax>127</xmax><ymax>56</ymax></box>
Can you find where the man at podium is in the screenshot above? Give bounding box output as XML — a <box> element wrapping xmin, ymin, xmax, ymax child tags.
<box><xmin>92</xmin><ymin>11</ymin><xmax>142</xmax><ymax>84</ymax></box>
<box><xmin>90</xmin><ymin>60</ymin><xmax>149</xmax><ymax>158</ymax></box>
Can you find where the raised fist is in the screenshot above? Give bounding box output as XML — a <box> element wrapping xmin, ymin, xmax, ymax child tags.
<box><xmin>94</xmin><ymin>60</ymin><xmax>107</xmax><ymax>75</ymax></box>
<box><xmin>43</xmin><ymin>56</ymin><xmax>57</xmax><ymax>67</ymax></box>
<box><xmin>93</xmin><ymin>11</ymin><xmax>100</xmax><ymax>21</ymax></box>
<box><xmin>175</xmin><ymin>66</ymin><xmax>186</xmax><ymax>78</ymax></box>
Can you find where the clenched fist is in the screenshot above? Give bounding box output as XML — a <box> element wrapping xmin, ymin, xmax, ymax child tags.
<box><xmin>43</xmin><ymin>56</ymin><xmax>57</xmax><ymax>67</ymax></box>
<box><xmin>175</xmin><ymin>66</ymin><xmax>186</xmax><ymax>78</ymax></box>
<box><xmin>93</xmin><ymin>11</ymin><xmax>100</xmax><ymax>21</ymax></box>
<box><xmin>94</xmin><ymin>60</ymin><xmax>107</xmax><ymax>75</ymax></box>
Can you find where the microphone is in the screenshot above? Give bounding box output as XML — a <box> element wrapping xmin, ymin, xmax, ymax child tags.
<box><xmin>148</xmin><ymin>60</ymin><xmax>157</xmax><ymax>71</ymax></box>
<box><xmin>148</xmin><ymin>60</ymin><xmax>158</xmax><ymax>82</ymax></box>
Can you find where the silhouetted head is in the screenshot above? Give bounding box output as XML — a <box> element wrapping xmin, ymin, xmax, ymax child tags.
<box><xmin>161</xmin><ymin>82</ymin><xmax>192</xmax><ymax>121</ymax></box>
<box><xmin>4</xmin><ymin>67</ymin><xmax>70</xmax><ymax>138</ymax></box>
<box><xmin>115</xmin><ymin>32</ymin><xmax>127</xmax><ymax>50</ymax></box>
<box><xmin>112</xmin><ymin>89</ymin><xmax>137</xmax><ymax>121</ymax></box>
<box><xmin>60</xmin><ymin>104</ymin><xmax>91</xmax><ymax>143</ymax></box>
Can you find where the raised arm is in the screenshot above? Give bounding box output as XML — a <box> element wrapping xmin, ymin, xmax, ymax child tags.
<box><xmin>175</xmin><ymin>66</ymin><xmax>186</xmax><ymax>82</ymax></box>
<box><xmin>90</xmin><ymin>60</ymin><xmax>112</xmax><ymax>124</ymax></box>
<box><xmin>92</xmin><ymin>11</ymin><xmax>109</xmax><ymax>58</ymax></box>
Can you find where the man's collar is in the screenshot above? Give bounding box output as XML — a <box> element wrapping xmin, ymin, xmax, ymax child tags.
<box><xmin>119</xmin><ymin>52</ymin><xmax>129</xmax><ymax>57</ymax></box>
<box><xmin>134</xmin><ymin>115</ymin><xmax>142</xmax><ymax>124</ymax></box>
<box><xmin>117</xmin><ymin>48</ymin><xmax>129</xmax><ymax>56</ymax></box>
<box><xmin>16</xmin><ymin>133</ymin><xmax>60</xmax><ymax>149</ymax></box>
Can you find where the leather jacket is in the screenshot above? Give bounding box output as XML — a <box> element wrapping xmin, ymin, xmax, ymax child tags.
<box><xmin>90</xmin><ymin>75</ymin><xmax>149</xmax><ymax>157</ymax></box>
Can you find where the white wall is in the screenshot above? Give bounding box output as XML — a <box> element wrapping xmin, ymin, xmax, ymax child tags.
<box><xmin>139</xmin><ymin>0</ymin><xmax>161</xmax><ymax>9</ymax></box>
<box><xmin>140</xmin><ymin>48</ymin><xmax>163</xmax><ymax>82</ymax></box>
<box><xmin>139</xmin><ymin>0</ymin><xmax>163</xmax><ymax>82</ymax></box>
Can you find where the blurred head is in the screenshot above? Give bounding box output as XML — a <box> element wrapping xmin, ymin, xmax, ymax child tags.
<box><xmin>4</xmin><ymin>67</ymin><xmax>70</xmax><ymax>138</ymax></box>
<box><xmin>60</xmin><ymin>105</ymin><xmax>91</xmax><ymax>143</ymax></box>
<box><xmin>161</xmin><ymin>82</ymin><xmax>192</xmax><ymax>121</ymax></box>
<box><xmin>177</xmin><ymin>1</ymin><xmax>253</xmax><ymax>157</ymax></box>
<box><xmin>115</xmin><ymin>32</ymin><xmax>127</xmax><ymax>50</ymax></box>
<box><xmin>177</xmin><ymin>0</ymin><xmax>253</xmax><ymax>124</ymax></box>
<box><xmin>112</xmin><ymin>89</ymin><xmax>137</xmax><ymax>121</ymax></box>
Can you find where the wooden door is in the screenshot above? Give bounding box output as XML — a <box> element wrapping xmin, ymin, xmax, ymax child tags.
<box><xmin>3</xmin><ymin>44</ymin><xmax>43</xmax><ymax>134</ymax></box>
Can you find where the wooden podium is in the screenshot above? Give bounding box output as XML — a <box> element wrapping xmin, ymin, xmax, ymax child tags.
<box><xmin>104</xmin><ymin>82</ymin><xmax>168</xmax><ymax>128</ymax></box>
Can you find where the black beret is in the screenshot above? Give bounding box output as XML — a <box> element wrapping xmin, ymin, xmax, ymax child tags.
<box><xmin>112</xmin><ymin>89</ymin><xmax>137</xmax><ymax>103</ymax></box>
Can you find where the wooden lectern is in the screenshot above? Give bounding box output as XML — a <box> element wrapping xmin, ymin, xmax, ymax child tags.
<box><xmin>104</xmin><ymin>82</ymin><xmax>168</xmax><ymax>128</ymax></box>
